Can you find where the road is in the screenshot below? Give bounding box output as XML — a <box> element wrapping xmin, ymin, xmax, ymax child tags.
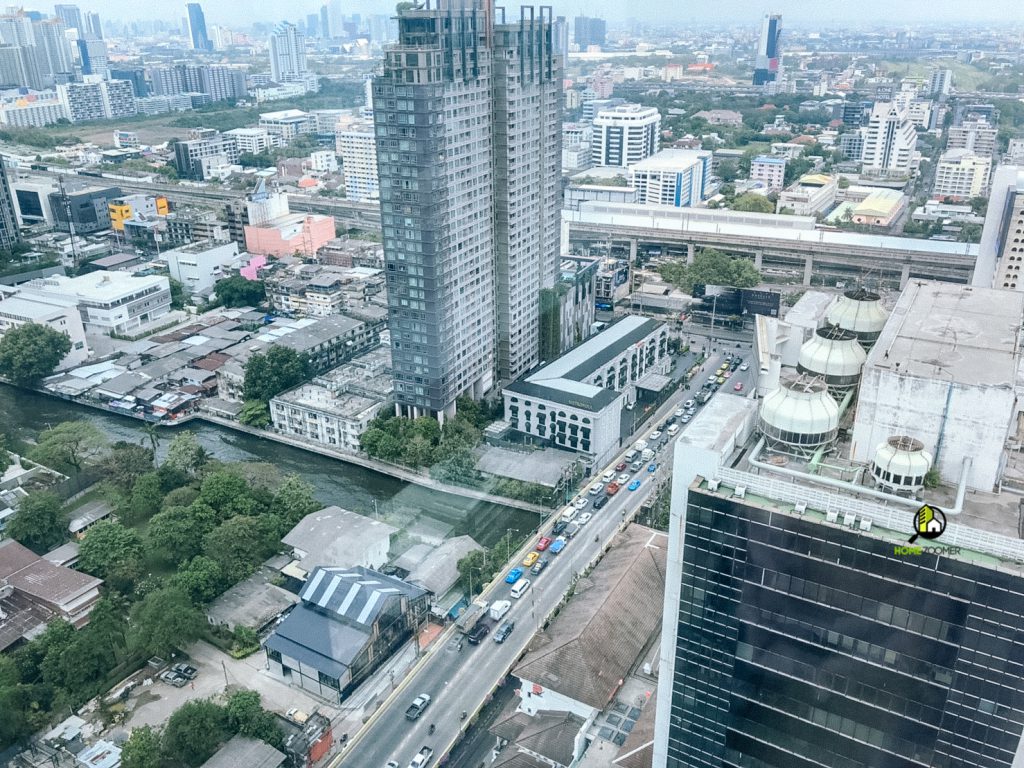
<box><xmin>333</xmin><ymin>349</ymin><xmax>755</xmax><ymax>768</ymax></box>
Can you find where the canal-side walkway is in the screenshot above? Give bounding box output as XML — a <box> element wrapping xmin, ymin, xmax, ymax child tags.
<box><xmin>195</xmin><ymin>413</ymin><xmax>552</xmax><ymax>516</ymax></box>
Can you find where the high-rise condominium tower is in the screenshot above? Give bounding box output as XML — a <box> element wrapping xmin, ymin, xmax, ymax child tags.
<box><xmin>373</xmin><ymin>0</ymin><xmax>562</xmax><ymax>422</ymax></box>
<box><xmin>185</xmin><ymin>3</ymin><xmax>212</xmax><ymax>52</ymax></box>
<box><xmin>269</xmin><ymin>22</ymin><xmax>307</xmax><ymax>83</ymax></box>
<box><xmin>753</xmin><ymin>13</ymin><xmax>781</xmax><ymax>85</ymax></box>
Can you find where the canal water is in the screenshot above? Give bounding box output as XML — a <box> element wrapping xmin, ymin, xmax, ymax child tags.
<box><xmin>0</xmin><ymin>386</ymin><xmax>539</xmax><ymax>548</ymax></box>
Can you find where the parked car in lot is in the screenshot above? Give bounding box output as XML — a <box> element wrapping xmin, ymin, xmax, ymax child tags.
<box><xmin>531</xmin><ymin>557</ymin><xmax>548</xmax><ymax>575</ymax></box>
<box><xmin>577</xmin><ymin>512</ymin><xmax>593</xmax><ymax>526</ymax></box>
<box><xmin>593</xmin><ymin>495</ymin><xmax>609</xmax><ymax>510</ymax></box>
<box><xmin>734</xmin><ymin>382</ymin><xmax>744</xmax><ymax>391</ymax></box>
<box><xmin>628</xmin><ymin>479</ymin><xmax>642</xmax><ymax>491</ymax></box>
<box><xmin>617</xmin><ymin>473</ymin><xmax>630</xmax><ymax>485</ymax></box>
<box><xmin>536</xmin><ymin>536</ymin><xmax>552</xmax><ymax>551</ymax></box>
<box><xmin>171</xmin><ymin>663</ymin><xmax>198</xmax><ymax>679</ymax></box>
<box><xmin>589</xmin><ymin>483</ymin><xmax>604</xmax><ymax>496</ymax></box>
<box><xmin>494</xmin><ymin>621</ymin><xmax>515</xmax><ymax>644</ymax></box>
<box><xmin>550</xmin><ymin>536</ymin><xmax>567</xmax><ymax>554</ymax></box>
<box><xmin>160</xmin><ymin>670</ymin><xmax>188</xmax><ymax>688</ymax></box>
<box><xmin>523</xmin><ymin>552</ymin><xmax>539</xmax><ymax>567</ymax></box>
<box><xmin>740</xmin><ymin>363</ymin><xmax>749</xmax><ymax>371</ymax></box>
<box><xmin>505</xmin><ymin>567</ymin><xmax>524</xmax><ymax>584</ymax></box>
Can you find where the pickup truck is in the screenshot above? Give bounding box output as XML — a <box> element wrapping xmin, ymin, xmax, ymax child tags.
<box><xmin>408</xmin><ymin>746</ymin><xmax>434</xmax><ymax>768</ymax></box>
<box><xmin>405</xmin><ymin>693</ymin><xmax>432</xmax><ymax>720</ymax></box>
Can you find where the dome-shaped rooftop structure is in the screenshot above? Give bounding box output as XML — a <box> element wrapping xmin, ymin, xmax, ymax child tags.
<box><xmin>758</xmin><ymin>374</ymin><xmax>840</xmax><ymax>455</ymax></box>
<box><xmin>827</xmin><ymin>288</ymin><xmax>888</xmax><ymax>349</ymax></box>
<box><xmin>796</xmin><ymin>325</ymin><xmax>867</xmax><ymax>398</ymax></box>
<box><xmin>871</xmin><ymin>436</ymin><xmax>933</xmax><ymax>496</ymax></box>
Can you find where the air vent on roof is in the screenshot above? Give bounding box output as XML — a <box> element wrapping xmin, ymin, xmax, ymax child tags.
<box><xmin>859</xmin><ymin>518</ymin><xmax>872</xmax><ymax>532</ymax></box>
<box><xmin>843</xmin><ymin>513</ymin><xmax>856</xmax><ymax>527</ymax></box>
<box><xmin>826</xmin><ymin>509</ymin><xmax>839</xmax><ymax>523</ymax></box>
<box><xmin>794</xmin><ymin>502</ymin><xmax>807</xmax><ymax>515</ymax></box>
<box><xmin>733</xmin><ymin>486</ymin><xmax>746</xmax><ymax>499</ymax></box>
<box><xmin>707</xmin><ymin>480</ymin><xmax>720</xmax><ymax>492</ymax></box>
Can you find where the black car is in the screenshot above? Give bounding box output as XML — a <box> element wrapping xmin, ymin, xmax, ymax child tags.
<box><xmin>552</xmin><ymin>520</ymin><xmax>568</xmax><ymax>536</ymax></box>
<box><xmin>494</xmin><ymin>621</ymin><xmax>515</xmax><ymax>644</ymax></box>
<box><xmin>531</xmin><ymin>558</ymin><xmax>548</xmax><ymax>575</ymax></box>
<box><xmin>467</xmin><ymin>622</ymin><xmax>490</xmax><ymax>645</ymax></box>
<box><xmin>592</xmin><ymin>495</ymin><xmax>609</xmax><ymax>511</ymax></box>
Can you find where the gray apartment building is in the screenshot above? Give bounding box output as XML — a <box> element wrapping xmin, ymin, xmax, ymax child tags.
<box><xmin>373</xmin><ymin>0</ymin><xmax>562</xmax><ymax>422</ymax></box>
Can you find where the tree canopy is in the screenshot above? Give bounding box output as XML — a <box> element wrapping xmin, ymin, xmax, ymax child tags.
<box><xmin>28</xmin><ymin>420</ymin><xmax>107</xmax><ymax>476</ymax></box>
<box><xmin>78</xmin><ymin>521</ymin><xmax>145</xmax><ymax>592</ymax></box>
<box><xmin>730</xmin><ymin>192</ymin><xmax>776</xmax><ymax>213</ymax></box>
<box><xmin>242</xmin><ymin>346</ymin><xmax>312</xmax><ymax>403</ymax></box>
<box><xmin>659</xmin><ymin>249</ymin><xmax>762</xmax><ymax>295</ymax></box>
<box><xmin>129</xmin><ymin>587</ymin><xmax>205</xmax><ymax>658</ymax></box>
<box><xmin>6</xmin><ymin>491</ymin><xmax>66</xmax><ymax>554</ymax></box>
<box><xmin>213</xmin><ymin>276</ymin><xmax>266</xmax><ymax>308</ymax></box>
<box><xmin>0</xmin><ymin>322</ymin><xmax>71</xmax><ymax>386</ymax></box>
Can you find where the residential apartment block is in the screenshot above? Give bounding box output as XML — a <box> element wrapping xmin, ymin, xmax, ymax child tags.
<box><xmin>591</xmin><ymin>103</ymin><xmax>660</xmax><ymax>167</ymax></box>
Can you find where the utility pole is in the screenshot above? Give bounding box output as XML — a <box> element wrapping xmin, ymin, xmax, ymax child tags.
<box><xmin>57</xmin><ymin>174</ymin><xmax>80</xmax><ymax>268</ymax></box>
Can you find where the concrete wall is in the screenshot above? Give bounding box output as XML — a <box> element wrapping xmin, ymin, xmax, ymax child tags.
<box><xmin>850</xmin><ymin>368</ymin><xmax>1014</xmax><ymax>491</ymax></box>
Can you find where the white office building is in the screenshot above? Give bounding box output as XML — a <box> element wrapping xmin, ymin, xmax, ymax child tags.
<box><xmin>627</xmin><ymin>149</ymin><xmax>712</xmax><ymax>208</ymax></box>
<box><xmin>776</xmin><ymin>173</ymin><xmax>838</xmax><ymax>216</ymax></box>
<box><xmin>0</xmin><ymin>288</ymin><xmax>89</xmax><ymax>368</ymax></box>
<box><xmin>974</xmin><ymin>164</ymin><xmax>1024</xmax><ymax>292</ymax></box>
<box><xmin>163</xmin><ymin>240</ymin><xmax>240</xmax><ymax>297</ymax></box>
<box><xmin>335</xmin><ymin>118</ymin><xmax>377</xmax><ymax>202</ymax></box>
<box><xmin>308</xmin><ymin>150</ymin><xmax>338</xmax><ymax>174</ymax></box>
<box><xmin>591</xmin><ymin>103</ymin><xmax>661</xmax><ymax>168</ymax></box>
<box><xmin>269</xmin><ymin>22</ymin><xmax>307</xmax><ymax>84</ymax></box>
<box><xmin>259</xmin><ymin>109</ymin><xmax>314</xmax><ymax>142</ymax></box>
<box><xmin>948</xmin><ymin>118</ymin><xmax>998</xmax><ymax>157</ymax></box>
<box><xmin>224</xmin><ymin>128</ymin><xmax>274</xmax><ymax>155</ymax></box>
<box><xmin>751</xmin><ymin>154</ymin><xmax>787</xmax><ymax>192</ymax></box>
<box><xmin>271</xmin><ymin>384</ymin><xmax>384</xmax><ymax>452</ymax></box>
<box><xmin>932</xmin><ymin>149</ymin><xmax>991</xmax><ymax>200</ymax></box>
<box><xmin>503</xmin><ymin>316</ymin><xmax>669</xmax><ymax>468</ymax></box>
<box><xmin>16</xmin><ymin>272</ymin><xmax>171</xmax><ymax>336</ymax></box>
<box><xmin>861</xmin><ymin>101</ymin><xmax>917</xmax><ymax>177</ymax></box>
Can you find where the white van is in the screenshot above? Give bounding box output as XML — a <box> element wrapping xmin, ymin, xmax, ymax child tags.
<box><xmin>667</xmin><ymin>424</ymin><xmax>680</xmax><ymax>436</ymax></box>
<box><xmin>510</xmin><ymin>578</ymin><xmax>532</xmax><ymax>599</ymax></box>
<box><xmin>624</xmin><ymin>450</ymin><xmax>638</xmax><ymax>463</ymax></box>
<box><xmin>561</xmin><ymin>506</ymin><xmax>578</xmax><ymax>523</ymax></box>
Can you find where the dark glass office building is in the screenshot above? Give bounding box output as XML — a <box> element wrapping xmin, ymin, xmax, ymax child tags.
<box><xmin>664</xmin><ymin>482</ymin><xmax>1024</xmax><ymax>768</ymax></box>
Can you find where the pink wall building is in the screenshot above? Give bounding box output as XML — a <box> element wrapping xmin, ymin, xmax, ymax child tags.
<box><xmin>244</xmin><ymin>213</ymin><xmax>336</xmax><ymax>258</ymax></box>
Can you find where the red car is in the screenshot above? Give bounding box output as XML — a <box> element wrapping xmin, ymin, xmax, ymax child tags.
<box><xmin>536</xmin><ymin>536</ymin><xmax>552</xmax><ymax>551</ymax></box>
<box><xmin>606</xmin><ymin>482</ymin><xmax>621</xmax><ymax>496</ymax></box>
<box><xmin>733</xmin><ymin>382</ymin><xmax>744</xmax><ymax>392</ymax></box>
<box><xmin>615</xmin><ymin>462</ymin><xmax>628</xmax><ymax>472</ymax></box>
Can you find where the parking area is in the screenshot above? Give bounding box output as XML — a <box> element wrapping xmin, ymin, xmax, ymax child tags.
<box><xmin>121</xmin><ymin>640</ymin><xmax>340</xmax><ymax>730</ymax></box>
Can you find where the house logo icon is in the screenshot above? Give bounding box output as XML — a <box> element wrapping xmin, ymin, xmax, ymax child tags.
<box><xmin>909</xmin><ymin>504</ymin><xmax>946</xmax><ymax>544</ymax></box>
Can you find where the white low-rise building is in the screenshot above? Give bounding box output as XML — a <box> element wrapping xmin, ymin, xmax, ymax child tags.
<box><xmin>751</xmin><ymin>154</ymin><xmax>787</xmax><ymax>192</ymax></box>
<box><xmin>224</xmin><ymin>128</ymin><xmax>275</xmax><ymax>155</ymax></box>
<box><xmin>271</xmin><ymin>383</ymin><xmax>385</xmax><ymax>451</ymax></box>
<box><xmin>503</xmin><ymin>315</ymin><xmax>668</xmax><ymax>468</ymax></box>
<box><xmin>16</xmin><ymin>272</ymin><xmax>171</xmax><ymax>337</ymax></box>
<box><xmin>776</xmin><ymin>173</ymin><xmax>838</xmax><ymax>216</ymax></box>
<box><xmin>0</xmin><ymin>289</ymin><xmax>90</xmax><ymax>368</ymax></box>
<box><xmin>163</xmin><ymin>240</ymin><xmax>241</xmax><ymax>298</ymax></box>
<box><xmin>627</xmin><ymin>149</ymin><xmax>712</xmax><ymax>208</ymax></box>
<box><xmin>932</xmin><ymin>149</ymin><xmax>991</xmax><ymax>200</ymax></box>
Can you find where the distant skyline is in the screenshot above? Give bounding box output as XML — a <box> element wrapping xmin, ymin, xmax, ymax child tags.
<box><xmin>48</xmin><ymin>0</ymin><xmax>1024</xmax><ymax>28</ymax></box>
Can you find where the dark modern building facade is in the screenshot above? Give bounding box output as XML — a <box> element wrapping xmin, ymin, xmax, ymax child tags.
<box><xmin>573</xmin><ymin>15</ymin><xmax>606</xmax><ymax>49</ymax></box>
<box><xmin>753</xmin><ymin>13</ymin><xmax>781</xmax><ymax>86</ymax></box>
<box><xmin>0</xmin><ymin>160</ymin><xmax>20</xmax><ymax>251</ymax></box>
<box><xmin>373</xmin><ymin>0</ymin><xmax>562</xmax><ymax>422</ymax></box>
<box><xmin>185</xmin><ymin>2</ymin><xmax>213</xmax><ymax>52</ymax></box>
<box><xmin>658</xmin><ymin>474</ymin><xmax>1024</xmax><ymax>768</ymax></box>
<box><xmin>47</xmin><ymin>183</ymin><xmax>122</xmax><ymax>234</ymax></box>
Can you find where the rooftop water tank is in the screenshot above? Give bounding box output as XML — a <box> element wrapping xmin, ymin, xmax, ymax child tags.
<box><xmin>871</xmin><ymin>436</ymin><xmax>933</xmax><ymax>496</ymax></box>
<box><xmin>827</xmin><ymin>288</ymin><xmax>888</xmax><ymax>349</ymax></box>
<box><xmin>758</xmin><ymin>374</ymin><xmax>840</xmax><ymax>455</ymax></box>
<box><xmin>797</xmin><ymin>325</ymin><xmax>867</xmax><ymax>398</ymax></box>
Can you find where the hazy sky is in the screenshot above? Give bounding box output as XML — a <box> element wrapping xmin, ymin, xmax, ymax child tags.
<box><xmin>80</xmin><ymin>0</ymin><xmax>1024</xmax><ymax>27</ymax></box>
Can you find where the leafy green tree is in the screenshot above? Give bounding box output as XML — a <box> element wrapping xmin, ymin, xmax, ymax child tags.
<box><xmin>147</xmin><ymin>502</ymin><xmax>219</xmax><ymax>566</ymax></box>
<box><xmin>731</xmin><ymin>192</ymin><xmax>775</xmax><ymax>213</ymax></box>
<box><xmin>238</xmin><ymin>400</ymin><xmax>271</xmax><ymax>427</ymax></box>
<box><xmin>129</xmin><ymin>587</ymin><xmax>205</xmax><ymax>658</ymax></box>
<box><xmin>172</xmin><ymin>556</ymin><xmax>225</xmax><ymax>604</ymax></box>
<box><xmin>0</xmin><ymin>323</ymin><xmax>71</xmax><ymax>386</ymax></box>
<box><xmin>402</xmin><ymin>436</ymin><xmax>434</xmax><ymax>468</ymax></box>
<box><xmin>430</xmin><ymin>441</ymin><xmax>478</xmax><ymax>484</ymax></box>
<box><xmin>28</xmin><ymin>420</ymin><xmax>107</xmax><ymax>476</ymax></box>
<box><xmin>99</xmin><ymin>442</ymin><xmax>155</xmax><ymax>492</ymax></box>
<box><xmin>161</xmin><ymin>699</ymin><xmax>230</xmax><ymax>767</ymax></box>
<box><xmin>163</xmin><ymin>431</ymin><xmax>208</xmax><ymax>477</ymax></box>
<box><xmin>169</xmin><ymin>277</ymin><xmax>186</xmax><ymax>309</ymax></box>
<box><xmin>225</xmin><ymin>689</ymin><xmax>284</xmax><ymax>747</ymax></box>
<box><xmin>121</xmin><ymin>726</ymin><xmax>163</xmax><ymax>768</ymax></box>
<box><xmin>203</xmin><ymin>515</ymin><xmax>280</xmax><ymax>583</ymax></box>
<box><xmin>163</xmin><ymin>485</ymin><xmax>199</xmax><ymax>509</ymax></box>
<box><xmin>717</xmin><ymin>160</ymin><xmax>739</xmax><ymax>182</ymax></box>
<box><xmin>0</xmin><ymin>654</ymin><xmax>36</xmax><ymax>748</ymax></box>
<box><xmin>272</xmin><ymin>475</ymin><xmax>319</xmax><ymax>527</ymax></box>
<box><xmin>658</xmin><ymin>249</ymin><xmax>762</xmax><ymax>295</ymax></box>
<box><xmin>0</xmin><ymin>432</ymin><xmax>11</xmax><ymax>475</ymax></box>
<box><xmin>78</xmin><ymin>521</ymin><xmax>144</xmax><ymax>592</ymax></box>
<box><xmin>242</xmin><ymin>346</ymin><xmax>312</xmax><ymax>403</ymax></box>
<box><xmin>119</xmin><ymin>471</ymin><xmax>163</xmax><ymax>525</ymax></box>
<box><xmin>456</xmin><ymin>549</ymin><xmax>494</xmax><ymax>596</ymax></box>
<box><xmin>213</xmin><ymin>275</ymin><xmax>266</xmax><ymax>308</ymax></box>
<box><xmin>6</xmin><ymin>491</ymin><xmax>66</xmax><ymax>554</ymax></box>
<box><xmin>198</xmin><ymin>471</ymin><xmax>252</xmax><ymax>517</ymax></box>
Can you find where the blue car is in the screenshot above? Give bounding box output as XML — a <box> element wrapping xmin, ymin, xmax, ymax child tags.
<box><xmin>628</xmin><ymin>479</ymin><xmax>642</xmax><ymax>491</ymax></box>
<box><xmin>505</xmin><ymin>567</ymin><xmax>524</xmax><ymax>584</ymax></box>
<box><xmin>549</xmin><ymin>538</ymin><xmax>567</xmax><ymax>555</ymax></box>
<box><xmin>647</xmin><ymin>463</ymin><xmax>657</xmax><ymax>473</ymax></box>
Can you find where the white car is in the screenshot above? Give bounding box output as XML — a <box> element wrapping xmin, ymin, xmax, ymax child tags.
<box><xmin>674</xmin><ymin>408</ymin><xmax>685</xmax><ymax>418</ymax></box>
<box><xmin>740</xmin><ymin>363</ymin><xmax>749</xmax><ymax>371</ymax></box>
<box><xmin>681</xmin><ymin>415</ymin><xmax>691</xmax><ymax>423</ymax></box>
<box><xmin>588</xmin><ymin>483</ymin><xmax>604</xmax><ymax>496</ymax></box>
<box><xmin>707</xmin><ymin>375</ymin><xmax>717</xmax><ymax>383</ymax></box>
<box><xmin>577</xmin><ymin>512</ymin><xmax>593</xmax><ymax>526</ymax></box>
<box><xmin>617</xmin><ymin>473</ymin><xmax>631</xmax><ymax>485</ymax></box>
<box><xmin>601</xmin><ymin>469</ymin><xmax>616</xmax><ymax>483</ymax></box>
<box><xmin>684</xmin><ymin>399</ymin><xmax>695</xmax><ymax>409</ymax></box>
<box><xmin>649</xmin><ymin>431</ymin><xmax>662</xmax><ymax>441</ymax></box>
<box><xmin>573</xmin><ymin>497</ymin><xmax>589</xmax><ymax>510</ymax></box>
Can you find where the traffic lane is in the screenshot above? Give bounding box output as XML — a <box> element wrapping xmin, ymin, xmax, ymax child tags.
<box><xmin>345</xmin><ymin>487</ymin><xmax>645</xmax><ymax>767</ymax></box>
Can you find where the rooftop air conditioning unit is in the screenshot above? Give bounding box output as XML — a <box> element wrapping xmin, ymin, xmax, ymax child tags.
<box><xmin>859</xmin><ymin>518</ymin><xmax>872</xmax><ymax>532</ymax></box>
<box><xmin>707</xmin><ymin>480</ymin><xmax>720</xmax><ymax>492</ymax></box>
<box><xmin>825</xmin><ymin>509</ymin><xmax>839</xmax><ymax>523</ymax></box>
<box><xmin>794</xmin><ymin>502</ymin><xmax>807</xmax><ymax>515</ymax></box>
<box><xmin>843</xmin><ymin>513</ymin><xmax>856</xmax><ymax>527</ymax></box>
<box><xmin>733</xmin><ymin>486</ymin><xmax>746</xmax><ymax>499</ymax></box>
